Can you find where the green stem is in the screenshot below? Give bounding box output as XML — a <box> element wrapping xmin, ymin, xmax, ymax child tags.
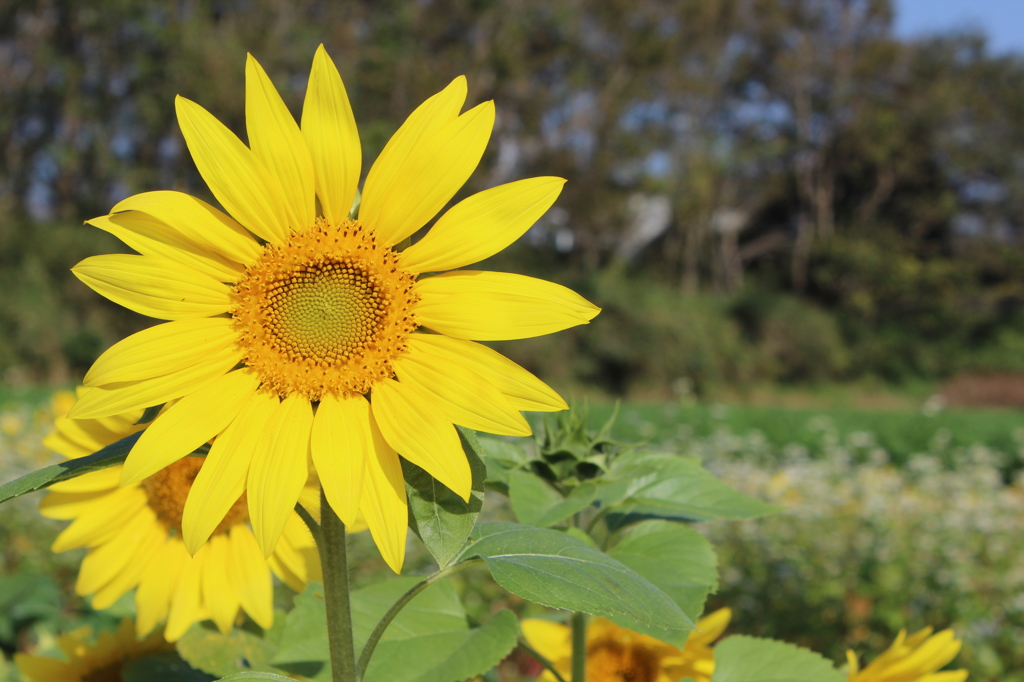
<box><xmin>571</xmin><ymin>611</ymin><xmax>586</xmax><ymax>682</ymax></box>
<box><xmin>318</xmin><ymin>487</ymin><xmax>357</xmax><ymax>682</ymax></box>
<box><xmin>519</xmin><ymin>639</ymin><xmax>569</xmax><ymax>682</ymax></box>
<box><xmin>355</xmin><ymin>558</ymin><xmax>484</xmax><ymax>677</ymax></box>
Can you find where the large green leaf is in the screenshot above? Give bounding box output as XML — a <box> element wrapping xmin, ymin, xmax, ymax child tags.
<box><xmin>598</xmin><ymin>454</ymin><xmax>779</xmax><ymax>527</ymax></box>
<box><xmin>177</xmin><ymin>617</ymin><xmax>286</xmax><ymax>678</ymax></box>
<box><xmin>508</xmin><ymin>470</ymin><xmax>596</xmax><ymax>528</ymax></box>
<box><xmin>606</xmin><ymin>520</ymin><xmax>718</xmax><ymax>645</ymax></box>
<box><xmin>711</xmin><ymin>636</ymin><xmax>845</xmax><ymax>682</ymax></box>
<box><xmin>121</xmin><ymin>652</ymin><xmax>213</xmax><ymax>681</ymax></box>
<box><xmin>362</xmin><ymin>609</ymin><xmax>518</xmax><ymax>682</ymax></box>
<box><xmin>269</xmin><ymin>584</ymin><xmax>331</xmax><ymax>680</ymax></box>
<box><xmin>0</xmin><ymin>431</ymin><xmax>142</xmax><ymax>505</ymax></box>
<box><xmin>458</xmin><ymin>522</ymin><xmax>693</xmax><ymax>635</ymax></box>
<box><xmin>403</xmin><ymin>427</ymin><xmax>486</xmax><ymax>568</ymax></box>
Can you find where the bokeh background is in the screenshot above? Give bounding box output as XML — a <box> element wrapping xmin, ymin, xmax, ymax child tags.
<box><xmin>1</xmin><ymin>0</ymin><xmax>1023</xmax><ymax>680</ymax></box>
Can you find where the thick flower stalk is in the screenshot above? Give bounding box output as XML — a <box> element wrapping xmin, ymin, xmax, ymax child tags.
<box><xmin>68</xmin><ymin>45</ymin><xmax>599</xmax><ymax>572</ymax></box>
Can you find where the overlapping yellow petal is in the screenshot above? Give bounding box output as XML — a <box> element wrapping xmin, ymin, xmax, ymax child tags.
<box><xmin>407</xmin><ymin>334</ymin><xmax>566</xmax><ymax>412</ymax></box>
<box><xmin>227</xmin><ymin>525</ymin><xmax>274</xmax><ymax>629</ymax></box>
<box><xmin>68</xmin><ymin>345</ymin><xmax>243</xmax><ymax>420</ymax></box>
<box><xmin>182</xmin><ymin>390</ymin><xmax>279</xmax><ymax>554</ymax></box>
<box><xmin>359</xmin><ymin>414</ymin><xmax>408</xmax><ymax>573</ymax></box>
<box><xmin>401</xmin><ymin>177</ymin><xmax>565</xmax><ymax>273</ymax></box>
<box><xmin>75</xmin><ymin>508</ymin><xmax>157</xmax><ymax>596</ymax></box>
<box><xmin>175</xmin><ymin>95</ymin><xmax>290</xmax><ymax>244</ymax></box>
<box><xmin>120</xmin><ymin>369</ymin><xmax>260</xmax><ymax>486</ymax></box>
<box><xmin>165</xmin><ymin>545</ymin><xmax>205</xmax><ymax>641</ymax></box>
<box><xmin>91</xmin><ymin>516</ymin><xmax>165</xmax><ymax>609</ymax></box>
<box><xmin>848</xmin><ymin>627</ymin><xmax>968</xmax><ymax>682</ymax></box>
<box><xmin>136</xmin><ymin>538</ymin><xmax>186</xmax><ymax>636</ymax></box>
<box><xmin>248</xmin><ymin>396</ymin><xmax>313</xmax><ymax>557</ymax></box>
<box><xmin>301</xmin><ymin>44</ymin><xmax>361</xmax><ymax>225</ymax></box>
<box><xmin>51</xmin><ymin>486</ymin><xmax>148</xmax><ymax>552</ymax></box>
<box><xmin>72</xmin><ymin>254</ymin><xmax>232</xmax><ymax>320</ymax></box>
<box><xmin>359</xmin><ymin>76</ymin><xmax>467</xmax><ymax>244</ymax></box>
<box><xmin>415</xmin><ymin>270</ymin><xmax>600</xmax><ymax>340</ymax></box>
<box><xmin>246</xmin><ymin>54</ymin><xmax>315</xmax><ymax>231</ymax></box>
<box><xmin>113</xmin><ymin>191</ymin><xmax>262</xmax><ymax>264</ymax></box>
<box><xmin>310</xmin><ymin>394</ymin><xmax>368</xmax><ymax>526</ymax></box>
<box><xmin>202</xmin><ymin>533</ymin><xmax>241</xmax><ymax>634</ymax></box>
<box><xmin>371</xmin><ymin>379</ymin><xmax>470</xmax><ymax>500</ymax></box>
<box><xmin>393</xmin><ymin>342</ymin><xmax>530</xmax><ymax>436</ymax></box>
<box><xmin>85</xmin><ymin>318</ymin><xmax>237</xmax><ymax>387</ymax></box>
<box><xmin>88</xmin><ymin>212</ymin><xmax>245</xmax><ymax>282</ymax></box>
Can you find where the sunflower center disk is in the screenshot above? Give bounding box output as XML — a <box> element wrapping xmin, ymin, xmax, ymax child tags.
<box><xmin>587</xmin><ymin>638</ymin><xmax>660</xmax><ymax>682</ymax></box>
<box><xmin>231</xmin><ymin>218</ymin><xmax>417</xmax><ymax>400</ymax></box>
<box><xmin>141</xmin><ymin>457</ymin><xmax>247</xmax><ymax>535</ymax></box>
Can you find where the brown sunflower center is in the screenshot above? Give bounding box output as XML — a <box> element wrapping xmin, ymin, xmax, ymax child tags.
<box><xmin>82</xmin><ymin>661</ymin><xmax>125</xmax><ymax>682</ymax></box>
<box><xmin>587</xmin><ymin>637</ymin><xmax>661</xmax><ymax>682</ymax></box>
<box><xmin>231</xmin><ymin>218</ymin><xmax>417</xmax><ymax>400</ymax></box>
<box><xmin>141</xmin><ymin>457</ymin><xmax>247</xmax><ymax>535</ymax></box>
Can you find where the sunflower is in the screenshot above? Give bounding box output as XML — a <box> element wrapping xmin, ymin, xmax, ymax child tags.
<box><xmin>68</xmin><ymin>45</ymin><xmax>597</xmax><ymax>572</ymax></box>
<box><xmin>846</xmin><ymin>627</ymin><xmax>968</xmax><ymax>682</ymax></box>
<box><xmin>521</xmin><ymin>608</ymin><xmax>731</xmax><ymax>682</ymax></box>
<box><xmin>14</xmin><ymin>618</ymin><xmax>171</xmax><ymax>682</ymax></box>
<box><xmin>40</xmin><ymin>394</ymin><xmax>325</xmax><ymax>641</ymax></box>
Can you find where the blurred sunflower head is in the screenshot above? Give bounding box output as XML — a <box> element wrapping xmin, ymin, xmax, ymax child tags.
<box><xmin>521</xmin><ymin>608</ymin><xmax>731</xmax><ymax>682</ymax></box>
<box><xmin>846</xmin><ymin>627</ymin><xmax>968</xmax><ymax>682</ymax></box>
<box><xmin>14</xmin><ymin>618</ymin><xmax>170</xmax><ymax>682</ymax></box>
<box><xmin>69</xmin><ymin>45</ymin><xmax>598</xmax><ymax>572</ymax></box>
<box><xmin>41</xmin><ymin>393</ymin><xmax>329</xmax><ymax>640</ymax></box>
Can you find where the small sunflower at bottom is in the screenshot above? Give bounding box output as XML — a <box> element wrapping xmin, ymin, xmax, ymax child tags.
<box><xmin>846</xmin><ymin>627</ymin><xmax>968</xmax><ymax>682</ymax></box>
<box><xmin>40</xmin><ymin>391</ymin><xmax>340</xmax><ymax>640</ymax></box>
<box><xmin>521</xmin><ymin>608</ymin><xmax>731</xmax><ymax>682</ymax></box>
<box><xmin>14</xmin><ymin>618</ymin><xmax>170</xmax><ymax>682</ymax></box>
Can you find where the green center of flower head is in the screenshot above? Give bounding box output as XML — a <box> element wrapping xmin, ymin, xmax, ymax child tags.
<box><xmin>231</xmin><ymin>218</ymin><xmax>418</xmax><ymax>400</ymax></box>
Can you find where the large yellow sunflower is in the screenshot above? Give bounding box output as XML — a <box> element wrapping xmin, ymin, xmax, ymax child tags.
<box><xmin>846</xmin><ymin>627</ymin><xmax>968</xmax><ymax>682</ymax></box>
<box><xmin>521</xmin><ymin>608</ymin><xmax>732</xmax><ymax>682</ymax></box>
<box><xmin>41</xmin><ymin>394</ymin><xmax>324</xmax><ymax>640</ymax></box>
<box><xmin>14</xmin><ymin>618</ymin><xmax>170</xmax><ymax>682</ymax></box>
<box><xmin>68</xmin><ymin>45</ymin><xmax>597</xmax><ymax>572</ymax></box>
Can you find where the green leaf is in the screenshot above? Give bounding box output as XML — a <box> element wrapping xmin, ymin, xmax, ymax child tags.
<box><xmin>458</xmin><ymin>522</ymin><xmax>693</xmax><ymax>635</ymax></box>
<box><xmin>711</xmin><ymin>635</ymin><xmax>845</xmax><ymax>682</ymax></box>
<box><xmin>135</xmin><ymin>403</ymin><xmax>164</xmax><ymax>424</ymax></box>
<box><xmin>121</xmin><ymin>652</ymin><xmax>214</xmax><ymax>681</ymax></box>
<box><xmin>509</xmin><ymin>470</ymin><xmax>597</xmax><ymax>527</ymax></box>
<box><xmin>606</xmin><ymin>520</ymin><xmax>718</xmax><ymax>645</ymax></box>
<box><xmin>0</xmin><ymin>431</ymin><xmax>142</xmax><ymax>505</ymax></box>
<box><xmin>217</xmin><ymin>673</ymin><xmax>296</xmax><ymax>682</ymax></box>
<box><xmin>362</xmin><ymin>610</ymin><xmax>519</xmax><ymax>682</ymax></box>
<box><xmin>403</xmin><ymin>426</ymin><xmax>486</xmax><ymax>568</ymax></box>
<box><xmin>270</xmin><ymin>584</ymin><xmax>330</xmax><ymax>680</ymax></box>
<box><xmin>177</xmin><ymin>618</ymin><xmax>285</xmax><ymax>678</ymax></box>
<box><xmin>599</xmin><ymin>454</ymin><xmax>780</xmax><ymax>527</ymax></box>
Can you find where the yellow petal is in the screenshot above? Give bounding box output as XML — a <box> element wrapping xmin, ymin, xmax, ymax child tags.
<box><xmin>246</xmin><ymin>54</ymin><xmax>315</xmax><ymax>231</ymax></box>
<box><xmin>363</xmin><ymin>100</ymin><xmax>494</xmax><ymax>247</ymax></box>
<box><xmin>119</xmin><ymin>369</ymin><xmax>260</xmax><ymax>486</ymax></box>
<box><xmin>301</xmin><ymin>44</ymin><xmax>361</xmax><ymax>225</ymax></box>
<box><xmin>371</xmin><ymin>379</ymin><xmax>470</xmax><ymax>500</ymax></box>
<box><xmin>51</xmin><ymin>487</ymin><xmax>148</xmax><ymax>552</ymax></box>
<box><xmin>415</xmin><ymin>271</ymin><xmax>600</xmax><ymax>340</ymax></box>
<box><xmin>92</xmin><ymin>516</ymin><xmax>166</xmax><ymax>609</ymax></box>
<box><xmin>88</xmin><ymin>212</ymin><xmax>245</xmax><ymax>282</ymax></box>
<box><xmin>406</xmin><ymin>334</ymin><xmax>566</xmax><ymax>412</ymax></box>
<box><xmin>72</xmin><ymin>254</ymin><xmax>232</xmax><ymax>320</ymax></box>
<box><xmin>48</xmin><ymin>467</ymin><xmax>122</xmax><ymax>494</ymax></box>
<box><xmin>248</xmin><ymin>396</ymin><xmax>312</xmax><ymax>557</ymax></box>
<box><xmin>267</xmin><ymin>515</ymin><xmax>317</xmax><ymax>589</ymax></box>
<box><xmin>359</xmin><ymin>413</ymin><xmax>408</xmax><ymax>573</ymax></box>
<box><xmin>182</xmin><ymin>390</ymin><xmax>278</xmax><ymax>554</ymax></box>
<box><xmin>39</xmin><ymin>489</ymin><xmax>114</xmax><ymax>520</ymax></box>
<box><xmin>689</xmin><ymin>607</ymin><xmax>731</xmax><ymax>646</ymax></box>
<box><xmin>359</xmin><ymin>76</ymin><xmax>467</xmax><ymax>240</ymax></box>
<box><xmin>310</xmin><ymin>394</ymin><xmax>368</xmax><ymax>526</ymax></box>
<box><xmin>175</xmin><ymin>95</ymin><xmax>290</xmax><ymax>244</ymax></box>
<box><xmin>68</xmin><ymin>345</ymin><xmax>243</xmax><ymax>420</ymax></box>
<box><xmin>85</xmin><ymin>318</ymin><xmax>237</xmax><ymax>387</ymax></box>
<box><xmin>75</xmin><ymin>507</ymin><xmax>158</xmax><ymax>596</ymax></box>
<box><xmin>393</xmin><ymin>342</ymin><xmax>530</xmax><ymax>436</ymax></box>
<box><xmin>401</xmin><ymin>177</ymin><xmax>565</xmax><ymax>273</ymax></box>
<box><xmin>520</xmin><ymin>619</ymin><xmax>572</xmax><ymax>664</ymax></box>
<box><xmin>165</xmin><ymin>544</ymin><xmax>205</xmax><ymax>641</ymax></box>
<box><xmin>227</xmin><ymin>525</ymin><xmax>274</xmax><ymax>629</ymax></box>
<box><xmin>201</xmin><ymin>533</ymin><xmax>240</xmax><ymax>634</ymax></box>
<box><xmin>14</xmin><ymin>653</ymin><xmax>74</xmax><ymax>682</ymax></box>
<box><xmin>136</xmin><ymin>537</ymin><xmax>187</xmax><ymax>636</ymax></box>
<box><xmin>113</xmin><ymin>190</ymin><xmax>262</xmax><ymax>264</ymax></box>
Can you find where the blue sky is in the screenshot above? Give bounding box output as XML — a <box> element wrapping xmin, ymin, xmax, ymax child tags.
<box><xmin>894</xmin><ymin>0</ymin><xmax>1024</xmax><ymax>54</ymax></box>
